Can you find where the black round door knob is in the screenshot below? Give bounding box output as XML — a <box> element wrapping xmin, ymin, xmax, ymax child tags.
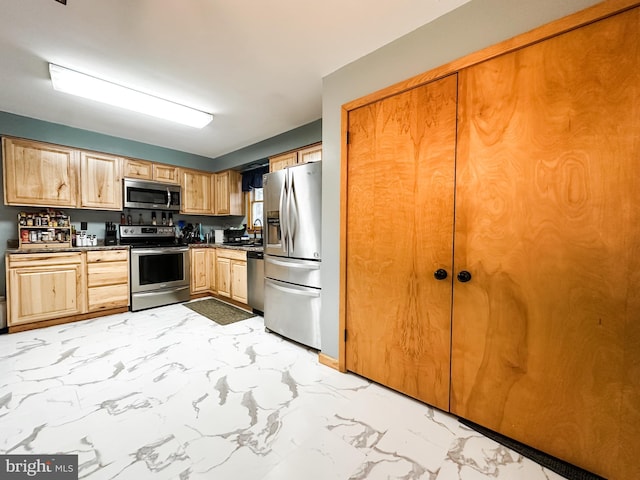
<box><xmin>457</xmin><ymin>271</ymin><xmax>472</xmax><ymax>283</ymax></box>
<box><xmin>434</xmin><ymin>269</ymin><xmax>448</xmax><ymax>280</ymax></box>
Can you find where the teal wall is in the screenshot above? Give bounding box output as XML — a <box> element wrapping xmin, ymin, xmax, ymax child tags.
<box><xmin>0</xmin><ymin>111</ymin><xmax>217</xmax><ymax>171</ymax></box>
<box><xmin>0</xmin><ymin>112</ymin><xmax>321</xmax><ymax>296</ymax></box>
<box><xmin>212</xmin><ymin>119</ymin><xmax>322</xmax><ymax>171</ymax></box>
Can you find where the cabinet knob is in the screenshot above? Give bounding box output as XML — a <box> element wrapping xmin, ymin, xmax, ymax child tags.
<box><xmin>434</xmin><ymin>269</ymin><xmax>448</xmax><ymax>280</ymax></box>
<box><xmin>457</xmin><ymin>270</ymin><xmax>472</xmax><ymax>283</ymax></box>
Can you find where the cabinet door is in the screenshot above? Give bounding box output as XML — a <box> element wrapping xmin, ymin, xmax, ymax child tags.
<box><xmin>153</xmin><ymin>164</ymin><xmax>179</xmax><ymax>184</ymax></box>
<box><xmin>2</xmin><ymin>137</ymin><xmax>79</xmax><ymax>207</ymax></box>
<box><xmin>180</xmin><ymin>169</ymin><xmax>213</xmax><ymax>214</ymax></box>
<box><xmin>8</xmin><ymin>264</ymin><xmax>84</xmax><ymax>326</ymax></box>
<box><xmin>216</xmin><ymin>256</ymin><xmax>231</xmax><ymax>298</ymax></box>
<box><xmin>452</xmin><ymin>9</ymin><xmax>640</xmax><ymax>479</ymax></box>
<box><xmin>345</xmin><ymin>75</ymin><xmax>457</xmax><ymax>411</ymax></box>
<box><xmin>269</xmin><ymin>152</ymin><xmax>297</xmax><ymax>172</ymax></box>
<box><xmin>208</xmin><ymin>248</ymin><xmax>217</xmax><ymax>292</ymax></box>
<box><xmin>80</xmin><ymin>152</ymin><xmax>122</xmax><ymax>210</ymax></box>
<box><xmin>190</xmin><ymin>248</ymin><xmax>209</xmax><ymax>294</ymax></box>
<box><xmin>123</xmin><ymin>158</ymin><xmax>153</xmax><ymax>180</ymax></box>
<box><xmin>298</xmin><ymin>143</ymin><xmax>322</xmax><ymax>165</ymax></box>
<box><xmin>214</xmin><ymin>170</ymin><xmax>243</xmax><ymax>215</ymax></box>
<box><xmin>230</xmin><ymin>259</ymin><xmax>247</xmax><ymax>303</ymax></box>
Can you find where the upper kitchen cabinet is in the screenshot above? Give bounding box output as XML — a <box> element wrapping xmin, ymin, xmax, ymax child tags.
<box><xmin>297</xmin><ymin>143</ymin><xmax>322</xmax><ymax>164</ymax></box>
<box><xmin>180</xmin><ymin>168</ymin><xmax>213</xmax><ymax>214</ymax></box>
<box><xmin>80</xmin><ymin>151</ymin><xmax>122</xmax><ymax>210</ymax></box>
<box><xmin>268</xmin><ymin>143</ymin><xmax>322</xmax><ymax>172</ymax></box>
<box><xmin>123</xmin><ymin>158</ymin><xmax>179</xmax><ymax>184</ymax></box>
<box><xmin>2</xmin><ymin>137</ymin><xmax>79</xmax><ymax>208</ymax></box>
<box><xmin>269</xmin><ymin>151</ymin><xmax>297</xmax><ymax>172</ymax></box>
<box><xmin>123</xmin><ymin>158</ymin><xmax>153</xmax><ymax>180</ymax></box>
<box><xmin>153</xmin><ymin>163</ymin><xmax>179</xmax><ymax>184</ymax></box>
<box><xmin>214</xmin><ymin>170</ymin><xmax>243</xmax><ymax>215</ymax></box>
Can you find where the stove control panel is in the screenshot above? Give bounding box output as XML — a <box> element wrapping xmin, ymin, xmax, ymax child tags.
<box><xmin>119</xmin><ymin>225</ymin><xmax>176</xmax><ymax>239</ymax></box>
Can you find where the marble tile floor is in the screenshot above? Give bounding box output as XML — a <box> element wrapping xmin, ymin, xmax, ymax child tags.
<box><xmin>0</xmin><ymin>301</ymin><xmax>565</xmax><ymax>480</ymax></box>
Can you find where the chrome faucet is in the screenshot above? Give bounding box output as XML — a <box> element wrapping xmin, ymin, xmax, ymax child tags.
<box><xmin>253</xmin><ymin>219</ymin><xmax>262</xmax><ymax>239</ymax></box>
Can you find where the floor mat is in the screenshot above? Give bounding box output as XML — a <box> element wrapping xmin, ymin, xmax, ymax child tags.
<box><xmin>184</xmin><ymin>298</ymin><xmax>254</xmax><ymax>325</ymax></box>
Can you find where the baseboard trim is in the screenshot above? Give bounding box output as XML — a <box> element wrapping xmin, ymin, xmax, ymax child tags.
<box><xmin>318</xmin><ymin>353</ymin><xmax>340</xmax><ymax>370</ymax></box>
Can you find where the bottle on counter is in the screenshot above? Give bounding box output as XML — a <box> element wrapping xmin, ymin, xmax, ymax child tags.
<box><xmin>127</xmin><ymin>211</ymin><xmax>132</xmax><ymax>225</ymax></box>
<box><xmin>151</xmin><ymin>212</ymin><xmax>157</xmax><ymax>225</ymax></box>
<box><xmin>161</xmin><ymin>212</ymin><xmax>167</xmax><ymax>225</ymax></box>
<box><xmin>138</xmin><ymin>213</ymin><xmax>144</xmax><ymax>225</ymax></box>
<box><xmin>120</xmin><ymin>212</ymin><xmax>126</xmax><ymax>225</ymax></box>
<box><xmin>168</xmin><ymin>213</ymin><xmax>173</xmax><ymax>226</ymax></box>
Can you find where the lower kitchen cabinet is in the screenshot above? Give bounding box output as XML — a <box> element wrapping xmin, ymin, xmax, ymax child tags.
<box><xmin>188</xmin><ymin>247</ymin><xmax>248</xmax><ymax>305</ymax></box>
<box><xmin>86</xmin><ymin>250</ymin><xmax>129</xmax><ymax>311</ymax></box>
<box><xmin>6</xmin><ymin>248</ymin><xmax>130</xmax><ymax>331</ymax></box>
<box><xmin>230</xmin><ymin>257</ymin><xmax>247</xmax><ymax>303</ymax></box>
<box><xmin>6</xmin><ymin>252</ymin><xmax>86</xmax><ymax>326</ymax></box>
<box><xmin>190</xmin><ymin>248</ymin><xmax>209</xmax><ymax>294</ymax></box>
<box><xmin>215</xmin><ymin>248</ymin><xmax>247</xmax><ymax>303</ymax></box>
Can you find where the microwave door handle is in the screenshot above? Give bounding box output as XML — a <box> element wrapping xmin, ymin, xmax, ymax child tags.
<box><xmin>166</xmin><ymin>187</ymin><xmax>171</xmax><ymax>208</ymax></box>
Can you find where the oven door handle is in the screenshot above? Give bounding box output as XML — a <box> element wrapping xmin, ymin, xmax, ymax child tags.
<box><xmin>132</xmin><ymin>247</ymin><xmax>189</xmax><ymax>255</ymax></box>
<box><xmin>133</xmin><ymin>286</ymin><xmax>190</xmax><ymax>297</ymax></box>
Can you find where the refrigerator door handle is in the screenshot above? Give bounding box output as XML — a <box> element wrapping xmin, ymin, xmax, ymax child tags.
<box><xmin>266</xmin><ymin>256</ymin><xmax>321</xmax><ymax>270</ymax></box>
<box><xmin>279</xmin><ymin>175</ymin><xmax>288</xmax><ymax>250</ymax></box>
<box><xmin>266</xmin><ymin>280</ymin><xmax>320</xmax><ymax>297</ymax></box>
<box><xmin>288</xmin><ymin>172</ymin><xmax>298</xmax><ymax>252</ymax></box>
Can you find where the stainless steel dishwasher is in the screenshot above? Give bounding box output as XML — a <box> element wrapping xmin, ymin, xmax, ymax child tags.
<box><xmin>247</xmin><ymin>250</ymin><xmax>264</xmax><ymax>314</ymax></box>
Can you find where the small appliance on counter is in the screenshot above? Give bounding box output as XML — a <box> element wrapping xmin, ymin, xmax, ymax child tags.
<box><xmin>223</xmin><ymin>227</ymin><xmax>246</xmax><ymax>245</ymax></box>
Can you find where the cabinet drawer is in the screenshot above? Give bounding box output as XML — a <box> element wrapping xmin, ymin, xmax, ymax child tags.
<box><xmin>87</xmin><ymin>261</ymin><xmax>129</xmax><ymax>287</ymax></box>
<box><xmin>86</xmin><ymin>249</ymin><xmax>129</xmax><ymax>263</ymax></box>
<box><xmin>88</xmin><ymin>284</ymin><xmax>129</xmax><ymax>311</ymax></box>
<box><xmin>8</xmin><ymin>252</ymin><xmax>82</xmax><ymax>268</ymax></box>
<box><xmin>216</xmin><ymin>249</ymin><xmax>247</xmax><ymax>261</ymax></box>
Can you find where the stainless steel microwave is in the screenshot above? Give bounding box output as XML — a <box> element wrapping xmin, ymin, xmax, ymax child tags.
<box><xmin>123</xmin><ymin>179</ymin><xmax>181</xmax><ymax>211</ymax></box>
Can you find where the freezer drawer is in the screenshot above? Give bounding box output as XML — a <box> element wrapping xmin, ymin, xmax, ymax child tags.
<box><xmin>265</xmin><ymin>255</ymin><xmax>321</xmax><ymax>289</ymax></box>
<box><xmin>264</xmin><ymin>278</ymin><xmax>321</xmax><ymax>350</ymax></box>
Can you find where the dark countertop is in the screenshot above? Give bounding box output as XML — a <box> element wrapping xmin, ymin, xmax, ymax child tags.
<box><xmin>189</xmin><ymin>242</ymin><xmax>264</xmax><ymax>253</ymax></box>
<box><xmin>5</xmin><ymin>244</ymin><xmax>130</xmax><ymax>255</ymax></box>
<box><xmin>5</xmin><ymin>242</ymin><xmax>263</xmax><ymax>255</ymax></box>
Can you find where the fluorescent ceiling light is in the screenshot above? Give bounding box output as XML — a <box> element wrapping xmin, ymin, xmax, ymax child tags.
<box><xmin>49</xmin><ymin>63</ymin><xmax>213</xmax><ymax>128</ymax></box>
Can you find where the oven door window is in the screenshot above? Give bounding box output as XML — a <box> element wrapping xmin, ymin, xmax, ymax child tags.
<box><xmin>138</xmin><ymin>252</ymin><xmax>185</xmax><ymax>285</ymax></box>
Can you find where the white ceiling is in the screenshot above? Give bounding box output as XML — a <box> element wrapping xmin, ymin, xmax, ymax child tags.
<box><xmin>0</xmin><ymin>0</ymin><xmax>470</xmax><ymax>159</ymax></box>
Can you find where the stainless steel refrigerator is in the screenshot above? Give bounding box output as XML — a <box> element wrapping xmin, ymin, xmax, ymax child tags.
<box><xmin>263</xmin><ymin>161</ymin><xmax>322</xmax><ymax>349</ymax></box>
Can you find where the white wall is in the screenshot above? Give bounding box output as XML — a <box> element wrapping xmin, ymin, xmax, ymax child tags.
<box><xmin>319</xmin><ymin>0</ymin><xmax>602</xmax><ymax>359</ymax></box>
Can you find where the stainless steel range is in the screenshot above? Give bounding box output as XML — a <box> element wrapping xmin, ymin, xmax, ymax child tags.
<box><xmin>119</xmin><ymin>225</ymin><xmax>190</xmax><ymax>311</ymax></box>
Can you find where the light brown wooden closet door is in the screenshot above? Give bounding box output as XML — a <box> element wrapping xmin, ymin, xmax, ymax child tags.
<box><xmin>451</xmin><ymin>8</ymin><xmax>640</xmax><ymax>479</ymax></box>
<box><xmin>345</xmin><ymin>74</ymin><xmax>457</xmax><ymax>410</ymax></box>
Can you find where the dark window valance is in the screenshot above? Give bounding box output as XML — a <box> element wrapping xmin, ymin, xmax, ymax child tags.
<box><xmin>242</xmin><ymin>166</ymin><xmax>269</xmax><ymax>192</ymax></box>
